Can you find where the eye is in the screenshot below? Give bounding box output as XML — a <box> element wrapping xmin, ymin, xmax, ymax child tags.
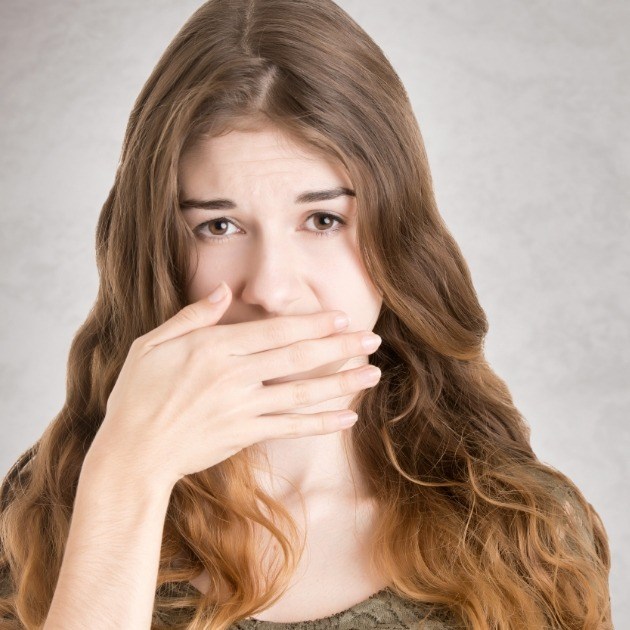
<box><xmin>304</xmin><ymin>212</ymin><xmax>347</xmax><ymax>237</ymax></box>
<box><xmin>192</xmin><ymin>212</ymin><xmax>347</xmax><ymax>243</ymax></box>
<box><xmin>193</xmin><ymin>217</ymin><xmax>240</xmax><ymax>243</ymax></box>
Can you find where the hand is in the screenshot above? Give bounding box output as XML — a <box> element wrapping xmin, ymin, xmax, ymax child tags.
<box><xmin>86</xmin><ymin>282</ymin><xmax>382</xmax><ymax>488</ymax></box>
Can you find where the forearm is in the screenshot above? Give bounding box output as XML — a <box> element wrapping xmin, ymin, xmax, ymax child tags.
<box><xmin>43</xmin><ymin>457</ymin><xmax>173</xmax><ymax>630</ymax></box>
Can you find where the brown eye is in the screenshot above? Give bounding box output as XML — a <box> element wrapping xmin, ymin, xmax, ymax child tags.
<box><xmin>206</xmin><ymin>218</ymin><xmax>230</xmax><ymax>235</ymax></box>
<box><xmin>193</xmin><ymin>217</ymin><xmax>240</xmax><ymax>242</ymax></box>
<box><xmin>312</xmin><ymin>214</ymin><xmax>335</xmax><ymax>230</ymax></box>
<box><xmin>305</xmin><ymin>212</ymin><xmax>346</xmax><ymax>236</ymax></box>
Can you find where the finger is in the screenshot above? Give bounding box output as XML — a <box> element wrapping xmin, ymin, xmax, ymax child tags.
<box><xmin>246</xmin><ymin>408</ymin><xmax>360</xmax><ymax>442</ymax></box>
<box><xmin>140</xmin><ymin>282</ymin><xmax>232</xmax><ymax>348</ymax></box>
<box><xmin>255</xmin><ymin>363</ymin><xmax>382</xmax><ymax>415</ymax></box>
<box><xmin>223</xmin><ymin>310</ymin><xmax>352</xmax><ymax>356</ymax></box>
<box><xmin>242</xmin><ymin>329</ymin><xmax>381</xmax><ymax>384</ymax></box>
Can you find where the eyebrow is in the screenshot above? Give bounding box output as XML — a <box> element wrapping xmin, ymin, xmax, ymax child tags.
<box><xmin>179</xmin><ymin>186</ymin><xmax>355</xmax><ymax>211</ymax></box>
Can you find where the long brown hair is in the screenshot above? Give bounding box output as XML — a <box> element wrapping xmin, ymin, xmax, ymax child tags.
<box><xmin>0</xmin><ymin>0</ymin><xmax>611</xmax><ymax>628</ymax></box>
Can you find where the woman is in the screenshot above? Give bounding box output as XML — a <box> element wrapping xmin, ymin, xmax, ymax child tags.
<box><xmin>0</xmin><ymin>0</ymin><xmax>612</xmax><ymax>628</ymax></box>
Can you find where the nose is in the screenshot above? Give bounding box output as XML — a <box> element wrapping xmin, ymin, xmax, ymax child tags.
<box><xmin>239</xmin><ymin>232</ymin><xmax>303</xmax><ymax>315</ymax></box>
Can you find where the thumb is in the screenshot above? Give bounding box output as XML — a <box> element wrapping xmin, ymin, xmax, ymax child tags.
<box><xmin>142</xmin><ymin>281</ymin><xmax>232</xmax><ymax>348</ymax></box>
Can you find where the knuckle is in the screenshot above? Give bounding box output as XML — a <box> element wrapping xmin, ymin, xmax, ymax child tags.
<box><xmin>286</xmin><ymin>415</ymin><xmax>303</xmax><ymax>437</ymax></box>
<box><xmin>286</xmin><ymin>340</ymin><xmax>310</xmax><ymax>368</ymax></box>
<box><xmin>129</xmin><ymin>334</ymin><xmax>144</xmax><ymax>350</ymax></box>
<box><xmin>338</xmin><ymin>369</ymin><xmax>355</xmax><ymax>393</ymax></box>
<box><xmin>186</xmin><ymin>341</ymin><xmax>207</xmax><ymax>365</ymax></box>
<box><xmin>203</xmin><ymin>326</ymin><xmax>226</xmax><ymax>354</ymax></box>
<box><xmin>225</xmin><ymin>355</ymin><xmax>250</xmax><ymax>384</ymax></box>
<box><xmin>291</xmin><ymin>380</ymin><xmax>312</xmax><ymax>407</ymax></box>
<box><xmin>174</xmin><ymin>304</ymin><xmax>200</xmax><ymax>326</ymax></box>
<box><xmin>130</xmin><ymin>333</ymin><xmax>150</xmax><ymax>355</ymax></box>
<box><xmin>266</xmin><ymin>319</ymin><xmax>290</xmax><ymax>347</ymax></box>
<box><xmin>181</xmin><ymin>332</ymin><xmax>220</xmax><ymax>372</ymax></box>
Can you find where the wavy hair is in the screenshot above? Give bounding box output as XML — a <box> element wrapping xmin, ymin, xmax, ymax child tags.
<box><xmin>0</xmin><ymin>0</ymin><xmax>611</xmax><ymax>628</ymax></box>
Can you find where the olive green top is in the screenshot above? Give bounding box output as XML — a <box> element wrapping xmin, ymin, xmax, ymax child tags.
<box><xmin>229</xmin><ymin>587</ymin><xmax>454</xmax><ymax>629</ymax></box>
<box><xmin>172</xmin><ymin>582</ymin><xmax>457</xmax><ymax>629</ymax></box>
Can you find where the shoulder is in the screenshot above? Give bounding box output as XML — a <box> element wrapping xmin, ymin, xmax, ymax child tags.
<box><xmin>528</xmin><ymin>465</ymin><xmax>602</xmax><ymax>551</ymax></box>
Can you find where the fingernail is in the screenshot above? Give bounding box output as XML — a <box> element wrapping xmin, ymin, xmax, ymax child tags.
<box><xmin>361</xmin><ymin>334</ymin><xmax>382</xmax><ymax>352</ymax></box>
<box><xmin>359</xmin><ymin>366</ymin><xmax>381</xmax><ymax>385</ymax></box>
<box><xmin>334</xmin><ymin>314</ymin><xmax>350</xmax><ymax>330</ymax></box>
<box><xmin>208</xmin><ymin>282</ymin><xmax>227</xmax><ymax>303</ymax></box>
<box><xmin>337</xmin><ymin>411</ymin><xmax>359</xmax><ymax>427</ymax></box>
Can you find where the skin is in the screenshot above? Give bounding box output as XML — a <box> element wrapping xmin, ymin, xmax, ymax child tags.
<box><xmin>178</xmin><ymin>123</ymin><xmax>383</xmax><ymax>506</ymax></box>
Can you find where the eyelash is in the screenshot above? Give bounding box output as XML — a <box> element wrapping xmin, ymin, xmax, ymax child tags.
<box><xmin>192</xmin><ymin>212</ymin><xmax>347</xmax><ymax>243</ymax></box>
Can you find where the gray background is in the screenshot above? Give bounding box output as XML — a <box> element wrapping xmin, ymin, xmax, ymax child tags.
<box><xmin>1</xmin><ymin>0</ymin><xmax>628</xmax><ymax>625</ymax></box>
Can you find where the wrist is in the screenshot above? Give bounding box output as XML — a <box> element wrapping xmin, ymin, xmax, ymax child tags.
<box><xmin>81</xmin><ymin>445</ymin><xmax>175</xmax><ymax>502</ymax></box>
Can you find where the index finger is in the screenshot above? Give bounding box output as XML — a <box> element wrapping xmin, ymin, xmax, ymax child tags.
<box><xmin>221</xmin><ymin>311</ymin><xmax>351</xmax><ymax>356</ymax></box>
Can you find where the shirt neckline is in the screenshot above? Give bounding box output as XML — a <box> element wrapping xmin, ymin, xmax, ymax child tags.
<box><xmin>243</xmin><ymin>586</ymin><xmax>393</xmax><ymax>625</ymax></box>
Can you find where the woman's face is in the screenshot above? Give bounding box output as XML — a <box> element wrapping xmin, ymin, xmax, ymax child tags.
<box><xmin>178</xmin><ymin>123</ymin><xmax>382</xmax><ymax>383</ymax></box>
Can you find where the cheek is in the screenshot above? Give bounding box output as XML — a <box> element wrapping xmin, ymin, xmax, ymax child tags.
<box><xmin>184</xmin><ymin>244</ymin><xmax>260</xmax><ymax>302</ymax></box>
<box><xmin>185</xmin><ymin>246</ymin><xmax>222</xmax><ymax>303</ymax></box>
<box><xmin>345</xmin><ymin>240</ymin><xmax>383</xmax><ymax>324</ymax></box>
<box><xmin>308</xmin><ymin>238</ymin><xmax>359</xmax><ymax>283</ymax></box>
<box><xmin>314</xmin><ymin>246</ymin><xmax>382</xmax><ymax>326</ymax></box>
<box><xmin>341</xmin><ymin>235</ymin><xmax>380</xmax><ymax>297</ymax></box>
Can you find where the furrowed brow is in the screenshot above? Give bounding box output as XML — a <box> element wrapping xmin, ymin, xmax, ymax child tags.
<box><xmin>179</xmin><ymin>186</ymin><xmax>355</xmax><ymax>211</ymax></box>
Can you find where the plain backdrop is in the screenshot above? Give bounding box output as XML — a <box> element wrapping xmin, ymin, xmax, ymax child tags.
<box><xmin>1</xmin><ymin>0</ymin><xmax>628</xmax><ymax>625</ymax></box>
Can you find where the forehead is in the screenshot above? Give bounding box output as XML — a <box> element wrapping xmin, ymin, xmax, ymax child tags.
<box><xmin>180</xmin><ymin>126</ymin><xmax>351</xmax><ymax>188</ymax></box>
